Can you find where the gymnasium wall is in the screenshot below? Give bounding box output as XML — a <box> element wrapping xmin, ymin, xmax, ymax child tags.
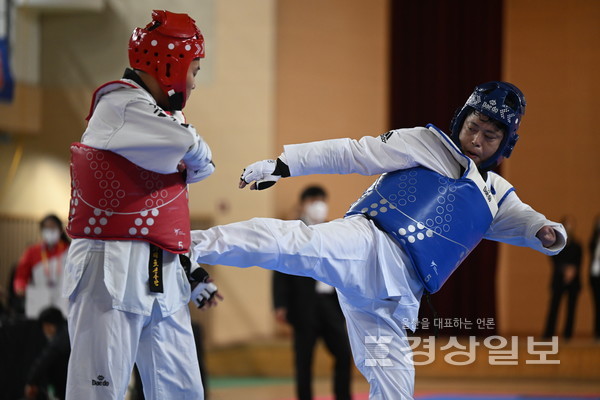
<box><xmin>0</xmin><ymin>0</ymin><xmax>279</xmax><ymax>345</ymax></box>
<box><xmin>498</xmin><ymin>0</ymin><xmax>600</xmax><ymax>337</ymax></box>
<box><xmin>0</xmin><ymin>0</ymin><xmax>598</xmax><ymax>346</ymax></box>
<box><xmin>273</xmin><ymin>0</ymin><xmax>390</xmax><ymax>220</ymax></box>
<box><xmin>274</xmin><ymin>0</ymin><xmax>600</xmax><ymax>339</ymax></box>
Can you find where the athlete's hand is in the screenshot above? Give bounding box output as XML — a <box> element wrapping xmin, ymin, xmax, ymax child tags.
<box><xmin>182</xmin><ymin>140</ymin><xmax>215</xmax><ymax>183</ymax></box>
<box><xmin>240</xmin><ymin>158</ymin><xmax>290</xmax><ymax>190</ymax></box>
<box><xmin>190</xmin><ymin>276</ymin><xmax>222</xmax><ymax>309</ymax></box>
<box><xmin>536</xmin><ymin>226</ymin><xmax>557</xmax><ymax>248</ymax></box>
<box><xmin>188</xmin><ymin>266</ymin><xmax>223</xmax><ymax>309</ymax></box>
<box><xmin>185</xmin><ymin>161</ymin><xmax>215</xmax><ymax>184</ymax></box>
<box><xmin>191</xmin><ymin>277</ymin><xmax>223</xmax><ymax>309</ymax></box>
<box><xmin>178</xmin><ymin>160</ymin><xmax>215</xmax><ymax>184</ymax></box>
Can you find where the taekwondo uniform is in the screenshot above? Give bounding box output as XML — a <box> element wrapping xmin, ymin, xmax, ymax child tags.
<box><xmin>192</xmin><ymin>125</ymin><xmax>566</xmax><ymax>399</ymax></box>
<box><xmin>63</xmin><ymin>73</ymin><xmax>213</xmax><ymax>400</ymax></box>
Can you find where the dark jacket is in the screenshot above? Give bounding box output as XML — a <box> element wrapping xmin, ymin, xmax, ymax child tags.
<box><xmin>27</xmin><ymin>322</ymin><xmax>71</xmax><ymax>399</ymax></box>
<box><xmin>272</xmin><ymin>271</ymin><xmax>343</xmax><ymax>328</ymax></box>
<box><xmin>550</xmin><ymin>238</ymin><xmax>582</xmax><ymax>290</ymax></box>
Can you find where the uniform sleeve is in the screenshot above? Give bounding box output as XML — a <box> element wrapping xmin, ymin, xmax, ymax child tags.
<box><xmin>484</xmin><ymin>191</ymin><xmax>567</xmax><ymax>255</ymax></box>
<box><xmin>282</xmin><ymin>127</ymin><xmax>461</xmax><ymax>178</ymax></box>
<box><xmin>281</xmin><ymin>130</ymin><xmax>418</xmax><ymax>177</ymax></box>
<box><xmin>83</xmin><ymin>94</ymin><xmax>213</xmax><ymax>176</ymax></box>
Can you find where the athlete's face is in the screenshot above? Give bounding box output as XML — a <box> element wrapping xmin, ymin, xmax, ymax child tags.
<box><xmin>458</xmin><ymin>112</ymin><xmax>504</xmax><ymax>166</ymax></box>
<box><xmin>186</xmin><ymin>59</ymin><xmax>201</xmax><ymax>102</ymax></box>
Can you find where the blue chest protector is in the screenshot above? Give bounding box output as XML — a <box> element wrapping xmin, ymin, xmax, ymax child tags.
<box><xmin>346</xmin><ymin>165</ymin><xmax>497</xmax><ymax>293</ymax></box>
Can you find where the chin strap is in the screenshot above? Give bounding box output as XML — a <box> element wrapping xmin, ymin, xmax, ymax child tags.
<box><xmin>168</xmin><ymin>91</ymin><xmax>185</xmax><ymax>111</ymax></box>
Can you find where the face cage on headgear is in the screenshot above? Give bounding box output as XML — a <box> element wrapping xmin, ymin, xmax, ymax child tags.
<box><xmin>450</xmin><ymin>81</ymin><xmax>526</xmax><ymax>170</ymax></box>
<box><xmin>128</xmin><ymin>10</ymin><xmax>205</xmax><ymax>110</ymax></box>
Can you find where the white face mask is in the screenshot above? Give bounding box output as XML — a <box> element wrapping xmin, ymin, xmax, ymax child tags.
<box><xmin>303</xmin><ymin>200</ymin><xmax>328</xmax><ymax>224</ymax></box>
<box><xmin>41</xmin><ymin>228</ymin><xmax>61</xmax><ymax>247</ymax></box>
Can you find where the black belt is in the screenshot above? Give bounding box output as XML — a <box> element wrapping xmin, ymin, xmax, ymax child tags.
<box><xmin>148</xmin><ymin>244</ymin><xmax>164</xmax><ymax>293</ymax></box>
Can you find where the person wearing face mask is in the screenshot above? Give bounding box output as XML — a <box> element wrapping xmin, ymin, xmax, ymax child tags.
<box><xmin>272</xmin><ymin>186</ymin><xmax>352</xmax><ymax>400</ymax></box>
<box><xmin>13</xmin><ymin>214</ymin><xmax>70</xmax><ymax>319</ymax></box>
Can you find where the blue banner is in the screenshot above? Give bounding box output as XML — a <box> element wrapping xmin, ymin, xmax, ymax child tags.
<box><xmin>0</xmin><ymin>38</ymin><xmax>14</xmax><ymax>102</ymax></box>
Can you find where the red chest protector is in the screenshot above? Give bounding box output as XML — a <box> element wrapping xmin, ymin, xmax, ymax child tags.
<box><xmin>67</xmin><ymin>143</ymin><xmax>191</xmax><ymax>253</ymax></box>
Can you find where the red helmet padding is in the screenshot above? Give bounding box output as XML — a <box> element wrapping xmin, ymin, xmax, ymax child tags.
<box><xmin>128</xmin><ymin>10</ymin><xmax>204</xmax><ymax>109</ymax></box>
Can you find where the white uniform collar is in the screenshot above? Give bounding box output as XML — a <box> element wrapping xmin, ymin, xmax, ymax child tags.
<box><xmin>426</xmin><ymin>124</ymin><xmax>476</xmax><ymax>179</ymax></box>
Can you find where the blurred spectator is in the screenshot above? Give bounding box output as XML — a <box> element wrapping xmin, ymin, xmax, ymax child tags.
<box><xmin>4</xmin><ymin>264</ymin><xmax>25</xmax><ymax>319</ymax></box>
<box><xmin>23</xmin><ymin>306</ymin><xmax>70</xmax><ymax>400</ymax></box>
<box><xmin>589</xmin><ymin>215</ymin><xmax>600</xmax><ymax>341</ymax></box>
<box><xmin>543</xmin><ymin>215</ymin><xmax>582</xmax><ymax>339</ymax></box>
<box><xmin>273</xmin><ymin>185</ymin><xmax>352</xmax><ymax>400</ymax></box>
<box><xmin>13</xmin><ymin>215</ymin><xmax>70</xmax><ymax>319</ymax></box>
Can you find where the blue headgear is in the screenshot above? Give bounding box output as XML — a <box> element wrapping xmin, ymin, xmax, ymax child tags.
<box><xmin>450</xmin><ymin>81</ymin><xmax>526</xmax><ymax>170</ymax></box>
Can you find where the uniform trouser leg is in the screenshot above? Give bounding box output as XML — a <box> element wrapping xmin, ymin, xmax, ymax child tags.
<box><xmin>292</xmin><ymin>326</ymin><xmax>318</xmax><ymax>400</ymax></box>
<box><xmin>193</xmin><ymin>217</ymin><xmax>416</xmax><ymax>399</ymax></box>
<box><xmin>66</xmin><ymin>252</ymin><xmax>203</xmax><ymax>400</ymax></box>
<box><xmin>192</xmin><ymin>217</ymin><xmax>381</xmax><ymax>297</ymax></box>
<box><xmin>66</xmin><ymin>252</ymin><xmax>144</xmax><ymax>400</ymax></box>
<box><xmin>336</xmin><ymin>292</ymin><xmax>414</xmax><ymax>400</ymax></box>
<box><xmin>135</xmin><ymin>303</ymin><xmax>204</xmax><ymax>400</ymax></box>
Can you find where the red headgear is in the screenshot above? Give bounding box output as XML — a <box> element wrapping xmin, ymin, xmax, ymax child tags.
<box><xmin>128</xmin><ymin>10</ymin><xmax>205</xmax><ymax>110</ymax></box>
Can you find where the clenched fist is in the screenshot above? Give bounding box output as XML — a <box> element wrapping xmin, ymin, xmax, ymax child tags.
<box><xmin>536</xmin><ymin>226</ymin><xmax>557</xmax><ymax>248</ymax></box>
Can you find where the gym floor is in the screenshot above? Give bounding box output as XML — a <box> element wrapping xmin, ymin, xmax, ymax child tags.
<box><xmin>206</xmin><ymin>376</ymin><xmax>600</xmax><ymax>400</ymax></box>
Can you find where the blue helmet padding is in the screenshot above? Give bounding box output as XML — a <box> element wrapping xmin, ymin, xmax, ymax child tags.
<box><xmin>450</xmin><ymin>81</ymin><xmax>526</xmax><ymax>170</ymax></box>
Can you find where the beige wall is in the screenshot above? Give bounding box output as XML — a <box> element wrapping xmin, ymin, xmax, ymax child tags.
<box><xmin>0</xmin><ymin>0</ymin><xmax>389</xmax><ymax>344</ymax></box>
<box><xmin>203</xmin><ymin>0</ymin><xmax>390</xmax><ymax>345</ymax></box>
<box><xmin>2</xmin><ymin>0</ymin><xmax>597</xmax><ymax>345</ymax></box>
<box><xmin>0</xmin><ymin>0</ymin><xmax>279</xmax><ymax>345</ymax></box>
<box><xmin>274</xmin><ymin>0</ymin><xmax>390</xmax><ymax>220</ymax></box>
<box><xmin>186</xmin><ymin>0</ymin><xmax>278</xmax><ymax>345</ymax></box>
<box><xmin>498</xmin><ymin>0</ymin><xmax>600</xmax><ymax>336</ymax></box>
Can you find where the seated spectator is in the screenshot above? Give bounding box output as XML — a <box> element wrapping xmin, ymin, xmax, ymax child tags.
<box><xmin>24</xmin><ymin>306</ymin><xmax>70</xmax><ymax>400</ymax></box>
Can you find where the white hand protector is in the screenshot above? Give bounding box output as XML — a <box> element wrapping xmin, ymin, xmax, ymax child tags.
<box><xmin>183</xmin><ymin>139</ymin><xmax>215</xmax><ymax>183</ymax></box>
<box><xmin>240</xmin><ymin>159</ymin><xmax>281</xmax><ymax>190</ymax></box>
<box><xmin>180</xmin><ymin>254</ymin><xmax>219</xmax><ymax>308</ymax></box>
<box><xmin>186</xmin><ymin>161</ymin><xmax>215</xmax><ymax>184</ymax></box>
<box><xmin>189</xmin><ymin>267</ymin><xmax>218</xmax><ymax>309</ymax></box>
<box><xmin>190</xmin><ymin>280</ymin><xmax>218</xmax><ymax>308</ymax></box>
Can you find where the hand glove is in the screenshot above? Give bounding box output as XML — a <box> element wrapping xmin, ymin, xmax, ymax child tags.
<box><xmin>186</xmin><ymin>161</ymin><xmax>215</xmax><ymax>184</ymax></box>
<box><xmin>180</xmin><ymin>255</ymin><xmax>219</xmax><ymax>308</ymax></box>
<box><xmin>189</xmin><ymin>268</ymin><xmax>218</xmax><ymax>308</ymax></box>
<box><xmin>182</xmin><ymin>139</ymin><xmax>214</xmax><ymax>184</ymax></box>
<box><xmin>240</xmin><ymin>158</ymin><xmax>290</xmax><ymax>190</ymax></box>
